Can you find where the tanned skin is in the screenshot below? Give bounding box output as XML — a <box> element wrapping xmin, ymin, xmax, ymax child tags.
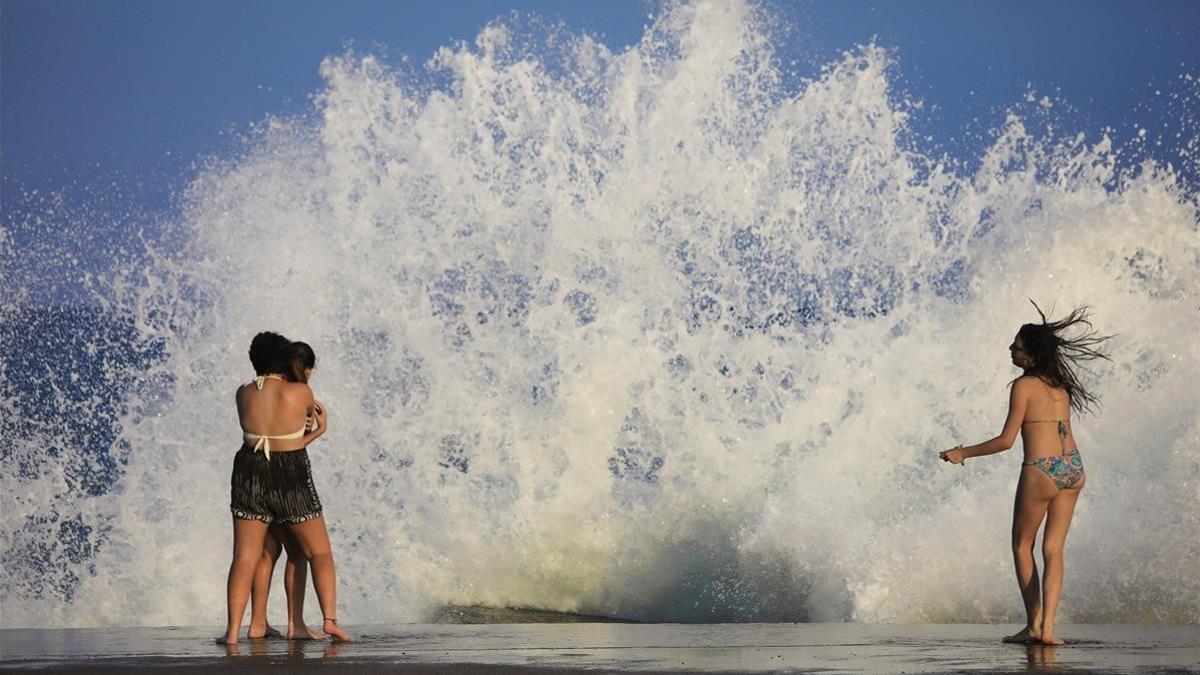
<box><xmin>940</xmin><ymin>335</ymin><xmax>1084</xmax><ymax>646</ymax></box>
<box><xmin>219</xmin><ymin>374</ymin><xmax>350</xmax><ymax>644</ymax></box>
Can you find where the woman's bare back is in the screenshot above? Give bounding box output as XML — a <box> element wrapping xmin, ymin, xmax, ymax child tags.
<box><xmin>236</xmin><ymin>378</ymin><xmax>313</xmax><ymax>452</ymax></box>
<box><xmin>1019</xmin><ymin>376</ymin><xmax>1076</xmax><ymax>460</ymax></box>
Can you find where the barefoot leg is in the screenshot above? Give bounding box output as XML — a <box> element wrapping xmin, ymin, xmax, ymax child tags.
<box><xmin>248</xmin><ymin>527</ymin><xmax>283</xmax><ymax>638</ymax></box>
<box><xmin>284</xmin><ymin>517</ymin><xmax>351</xmax><ymax>641</ymax></box>
<box><xmin>221</xmin><ymin>517</ymin><xmax>270</xmax><ymax>645</ymax></box>
<box><xmin>1007</xmin><ymin>467</ymin><xmax>1055</xmax><ymax>642</ymax></box>
<box><xmin>280</xmin><ymin>528</ymin><xmax>322</xmax><ymax>639</ymax></box>
<box><xmin>1041</xmin><ymin>475</ymin><xmax>1084</xmax><ymax>645</ymax></box>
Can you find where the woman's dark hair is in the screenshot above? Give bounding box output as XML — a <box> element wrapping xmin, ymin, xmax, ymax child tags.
<box><xmin>1017</xmin><ymin>301</ymin><xmax>1113</xmax><ymax>413</ymax></box>
<box><xmin>248</xmin><ymin>332</ymin><xmax>293</xmax><ymax>376</ymax></box>
<box><xmin>288</xmin><ymin>341</ymin><xmax>317</xmax><ymax>384</ymax></box>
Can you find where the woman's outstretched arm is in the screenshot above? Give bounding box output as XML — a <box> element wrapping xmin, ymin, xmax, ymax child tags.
<box><xmin>941</xmin><ymin>378</ymin><xmax>1029</xmax><ymax>464</ymax></box>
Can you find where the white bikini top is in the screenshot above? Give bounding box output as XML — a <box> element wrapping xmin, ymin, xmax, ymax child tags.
<box><xmin>241</xmin><ymin>374</ymin><xmax>314</xmax><ymax>460</ymax></box>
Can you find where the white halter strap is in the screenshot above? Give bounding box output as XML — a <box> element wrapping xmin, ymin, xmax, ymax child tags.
<box><xmin>253</xmin><ymin>374</ymin><xmax>284</xmax><ymax>390</ymax></box>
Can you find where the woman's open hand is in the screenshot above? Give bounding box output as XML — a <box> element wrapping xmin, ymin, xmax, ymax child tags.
<box><xmin>940</xmin><ymin>447</ymin><xmax>966</xmax><ymax>465</ymax></box>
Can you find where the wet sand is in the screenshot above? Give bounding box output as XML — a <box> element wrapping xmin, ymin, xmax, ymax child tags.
<box><xmin>2</xmin><ymin>624</ymin><xmax>1197</xmax><ymax>673</ymax></box>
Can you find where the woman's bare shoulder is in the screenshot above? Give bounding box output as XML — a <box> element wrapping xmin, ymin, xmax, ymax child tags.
<box><xmin>1010</xmin><ymin>375</ymin><xmax>1035</xmax><ymax>391</ymax></box>
<box><xmin>280</xmin><ymin>380</ymin><xmax>314</xmax><ymax>400</ymax></box>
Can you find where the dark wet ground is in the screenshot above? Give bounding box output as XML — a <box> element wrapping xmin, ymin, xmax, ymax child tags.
<box><xmin>2</xmin><ymin>623</ymin><xmax>1197</xmax><ymax>672</ymax></box>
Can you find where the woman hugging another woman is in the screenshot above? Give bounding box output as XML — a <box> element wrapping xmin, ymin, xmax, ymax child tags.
<box><xmin>220</xmin><ymin>332</ymin><xmax>350</xmax><ymax>644</ymax></box>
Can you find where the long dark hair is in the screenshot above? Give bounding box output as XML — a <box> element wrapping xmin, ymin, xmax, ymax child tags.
<box><xmin>1017</xmin><ymin>301</ymin><xmax>1113</xmax><ymax>414</ymax></box>
<box><xmin>288</xmin><ymin>341</ymin><xmax>317</xmax><ymax>384</ymax></box>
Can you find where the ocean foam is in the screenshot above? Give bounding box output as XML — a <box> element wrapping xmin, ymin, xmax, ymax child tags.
<box><xmin>2</xmin><ymin>0</ymin><xmax>1197</xmax><ymax>627</ymax></box>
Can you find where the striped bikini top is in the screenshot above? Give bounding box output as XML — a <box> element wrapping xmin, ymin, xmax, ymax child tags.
<box><xmin>241</xmin><ymin>374</ymin><xmax>308</xmax><ymax>460</ymax></box>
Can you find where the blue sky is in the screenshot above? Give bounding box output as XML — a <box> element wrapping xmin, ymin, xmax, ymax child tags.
<box><xmin>3</xmin><ymin>0</ymin><xmax>1197</xmax><ymax>229</ymax></box>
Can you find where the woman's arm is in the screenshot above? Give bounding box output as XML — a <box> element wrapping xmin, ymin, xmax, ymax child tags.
<box><xmin>287</xmin><ymin>384</ymin><xmax>327</xmax><ymax>446</ymax></box>
<box><xmin>941</xmin><ymin>378</ymin><xmax>1028</xmax><ymax>464</ymax></box>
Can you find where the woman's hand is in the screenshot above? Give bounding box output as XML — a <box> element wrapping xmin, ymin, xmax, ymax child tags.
<box><xmin>940</xmin><ymin>446</ymin><xmax>966</xmax><ymax>465</ymax></box>
<box><xmin>313</xmin><ymin>401</ymin><xmax>328</xmax><ymax>431</ymax></box>
<box><xmin>302</xmin><ymin>400</ymin><xmax>329</xmax><ymax>444</ymax></box>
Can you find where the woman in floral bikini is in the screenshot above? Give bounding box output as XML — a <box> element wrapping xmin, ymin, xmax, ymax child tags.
<box><xmin>940</xmin><ymin>303</ymin><xmax>1111</xmax><ymax>646</ymax></box>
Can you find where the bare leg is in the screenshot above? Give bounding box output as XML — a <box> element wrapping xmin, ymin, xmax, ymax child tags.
<box><xmin>284</xmin><ymin>517</ymin><xmax>351</xmax><ymax>641</ymax></box>
<box><xmin>219</xmin><ymin>517</ymin><xmax>270</xmax><ymax>645</ymax></box>
<box><xmin>280</xmin><ymin>530</ymin><xmax>322</xmax><ymax>639</ymax></box>
<box><xmin>1004</xmin><ymin>467</ymin><xmax>1054</xmax><ymax>643</ymax></box>
<box><xmin>1040</xmin><ymin>476</ymin><xmax>1084</xmax><ymax>645</ymax></box>
<box><xmin>248</xmin><ymin>528</ymin><xmax>283</xmax><ymax>638</ymax></box>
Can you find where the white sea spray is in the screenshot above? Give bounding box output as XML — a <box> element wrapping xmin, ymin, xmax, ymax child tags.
<box><xmin>2</xmin><ymin>0</ymin><xmax>1197</xmax><ymax>626</ymax></box>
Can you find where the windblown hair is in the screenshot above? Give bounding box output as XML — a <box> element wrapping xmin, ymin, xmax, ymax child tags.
<box><xmin>288</xmin><ymin>341</ymin><xmax>317</xmax><ymax>384</ymax></box>
<box><xmin>1017</xmin><ymin>301</ymin><xmax>1113</xmax><ymax>414</ymax></box>
<box><xmin>248</xmin><ymin>332</ymin><xmax>293</xmax><ymax>376</ymax></box>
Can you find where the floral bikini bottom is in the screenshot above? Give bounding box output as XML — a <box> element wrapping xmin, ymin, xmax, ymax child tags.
<box><xmin>1023</xmin><ymin>448</ymin><xmax>1085</xmax><ymax>490</ymax></box>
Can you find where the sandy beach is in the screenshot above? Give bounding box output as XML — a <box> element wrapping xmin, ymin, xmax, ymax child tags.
<box><xmin>3</xmin><ymin>623</ymin><xmax>1197</xmax><ymax>673</ymax></box>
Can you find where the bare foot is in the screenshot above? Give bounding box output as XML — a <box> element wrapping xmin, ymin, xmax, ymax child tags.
<box><xmin>1002</xmin><ymin>626</ymin><xmax>1041</xmax><ymax>643</ymax></box>
<box><xmin>287</xmin><ymin>623</ymin><xmax>326</xmax><ymax>640</ymax></box>
<box><xmin>246</xmin><ymin>623</ymin><xmax>283</xmax><ymax>639</ymax></box>
<box><xmin>321</xmin><ymin>618</ymin><xmax>352</xmax><ymax>642</ymax></box>
<box><xmin>1040</xmin><ymin>632</ymin><xmax>1065</xmax><ymax>645</ymax></box>
<box><xmin>216</xmin><ymin>633</ymin><xmax>240</xmax><ymax>647</ymax></box>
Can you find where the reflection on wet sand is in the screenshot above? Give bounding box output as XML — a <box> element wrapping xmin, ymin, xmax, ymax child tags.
<box><xmin>1024</xmin><ymin>644</ymin><xmax>1059</xmax><ymax>670</ymax></box>
<box><xmin>220</xmin><ymin>636</ymin><xmax>342</xmax><ymax>660</ymax></box>
<box><xmin>6</xmin><ymin>624</ymin><xmax>1198</xmax><ymax>673</ymax></box>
